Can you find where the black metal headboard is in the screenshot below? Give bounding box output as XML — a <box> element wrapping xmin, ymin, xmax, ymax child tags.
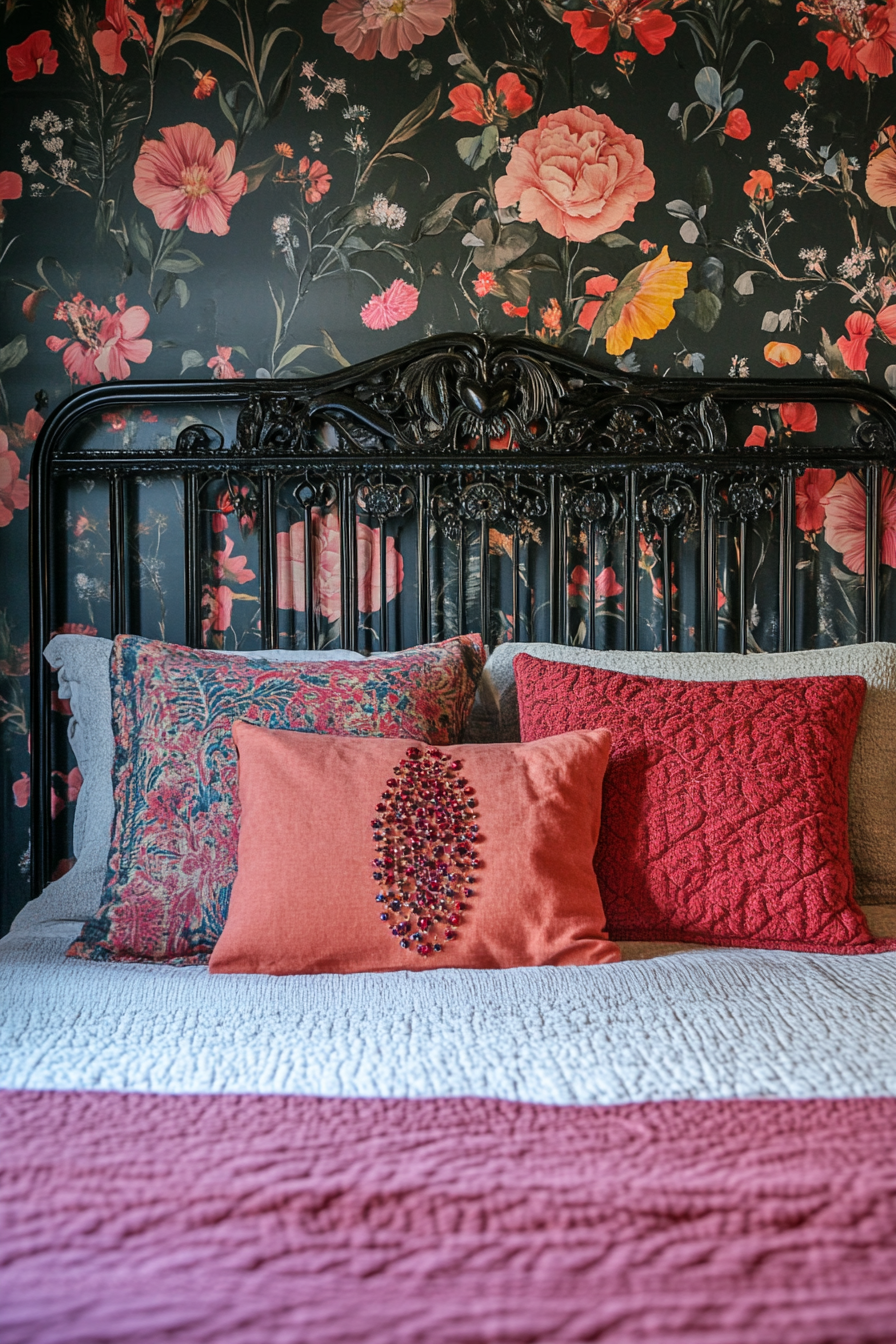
<box><xmin>29</xmin><ymin>333</ymin><xmax>896</xmax><ymax>896</ymax></box>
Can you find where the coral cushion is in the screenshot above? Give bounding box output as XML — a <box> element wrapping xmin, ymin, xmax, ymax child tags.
<box><xmin>67</xmin><ymin>634</ymin><xmax>483</xmax><ymax>964</ymax></box>
<box><xmin>514</xmin><ymin>654</ymin><xmax>883</xmax><ymax>954</ymax></box>
<box><xmin>209</xmin><ymin>722</ymin><xmax>620</xmax><ymax>975</ymax></box>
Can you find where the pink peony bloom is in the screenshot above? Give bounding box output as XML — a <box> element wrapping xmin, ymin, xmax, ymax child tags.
<box><xmin>357</xmin><ymin>520</ymin><xmax>405</xmax><ymax>613</ymax></box>
<box><xmin>93</xmin><ymin>0</ymin><xmax>153</xmax><ymax>77</ymax></box>
<box><xmin>322</xmin><ymin>0</ymin><xmax>452</xmax><ymax>60</ymax></box>
<box><xmin>46</xmin><ymin>293</ymin><xmax>151</xmax><ymax>386</ymax></box>
<box><xmin>795</xmin><ymin>468</ymin><xmax>837</xmax><ymax>534</ymax></box>
<box><xmin>7</xmin><ymin>30</ymin><xmax>58</xmax><ymax>81</ymax></box>
<box><xmin>212</xmin><ymin>534</ymin><xmax>255</xmax><ymax>585</ymax></box>
<box><xmin>823</xmin><ymin>469</ymin><xmax>896</xmax><ymax>573</ymax></box>
<box><xmin>277</xmin><ymin>513</ymin><xmax>403</xmax><ymax>618</ymax></box>
<box><xmin>495</xmin><ymin>106</ymin><xmax>654</xmax><ymax>244</ymax></box>
<box><xmin>0</xmin><ymin>170</ymin><xmax>23</xmax><ymax>223</ymax></box>
<box><xmin>207</xmin><ymin>345</ymin><xmax>244</xmax><ymax>379</ymax></box>
<box><xmin>133</xmin><ymin>123</ymin><xmax>247</xmax><ymax>236</ymax></box>
<box><xmin>360</xmin><ymin>277</ymin><xmax>419</xmax><ymax>330</ymax></box>
<box><xmin>0</xmin><ymin>429</ymin><xmax>30</xmax><ymax>527</ymax></box>
<box><xmin>836</xmin><ymin>310</ymin><xmax>874</xmax><ymax>372</ymax></box>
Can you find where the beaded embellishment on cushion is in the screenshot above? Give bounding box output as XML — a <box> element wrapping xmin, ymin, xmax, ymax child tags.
<box><xmin>371</xmin><ymin>747</ymin><xmax>479</xmax><ymax>956</ymax></box>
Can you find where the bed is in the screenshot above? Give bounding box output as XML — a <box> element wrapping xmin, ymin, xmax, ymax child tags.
<box><xmin>2</xmin><ymin>334</ymin><xmax>896</xmax><ymax>1343</ymax></box>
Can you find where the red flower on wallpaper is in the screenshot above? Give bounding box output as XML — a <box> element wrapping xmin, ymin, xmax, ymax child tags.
<box><xmin>193</xmin><ymin>70</ymin><xmax>217</xmax><ymax>99</ymax></box>
<box><xmin>744</xmin><ymin>169</ymin><xmax>774</xmax><ymax>200</ymax></box>
<box><xmin>576</xmin><ymin>273</ymin><xmax>620</xmax><ymax>329</ymax></box>
<box><xmin>795</xmin><ymin>468</ymin><xmax>837</xmax><ymax>533</ymax></box>
<box><xmin>568</xmin><ymin>565</ymin><xmax>624</xmax><ymax>599</ymax></box>
<box><xmin>780</xmin><ymin>402</ymin><xmax>818</xmax><ymax>433</ymax></box>
<box><xmin>133</xmin><ymin>123</ymin><xmax>247</xmax><ymax>236</ymax></box>
<box><xmin>322</xmin><ymin>0</ymin><xmax>452</xmax><ymax>60</ymax></box>
<box><xmin>495</xmin><ymin>107</ymin><xmax>654</xmax><ymax>243</ymax></box>
<box><xmin>563</xmin><ymin>0</ymin><xmax>676</xmax><ymax>57</ymax></box>
<box><xmin>823</xmin><ymin>469</ymin><xmax>896</xmax><ymax>572</ymax></box>
<box><xmin>723</xmin><ymin>109</ymin><xmax>751</xmax><ymax>139</ymax></box>
<box><xmin>448</xmin><ymin>73</ymin><xmax>533</xmax><ymax>127</ymax></box>
<box><xmin>6</xmin><ymin>30</ymin><xmax>58</xmax><ymax>81</ymax></box>
<box><xmin>0</xmin><ymin>171</ymin><xmax>23</xmax><ymax>223</ymax></box>
<box><xmin>784</xmin><ymin>59</ymin><xmax>819</xmax><ymax>88</ymax></box>
<box><xmin>360</xmin><ymin>278</ymin><xmax>419</xmax><ymax>330</ymax></box>
<box><xmin>0</xmin><ymin>429</ymin><xmax>29</xmax><ymax>528</ymax></box>
<box><xmin>46</xmin><ymin>293</ymin><xmax>152</xmax><ymax>386</ymax></box>
<box><xmin>836</xmin><ymin>311</ymin><xmax>874</xmax><ymax>371</ymax></box>
<box><xmin>800</xmin><ymin>0</ymin><xmax>896</xmax><ymax>81</ymax></box>
<box><xmin>93</xmin><ymin>0</ymin><xmax>153</xmax><ymax>76</ymax></box>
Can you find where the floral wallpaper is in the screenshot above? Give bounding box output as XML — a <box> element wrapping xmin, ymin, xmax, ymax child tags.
<box><xmin>4</xmin><ymin>0</ymin><xmax>896</xmax><ymax>927</ymax></box>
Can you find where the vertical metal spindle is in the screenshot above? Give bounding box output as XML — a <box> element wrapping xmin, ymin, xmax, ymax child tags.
<box><xmin>30</xmin><ymin>463</ymin><xmax>51</xmax><ymax>897</ymax></box>
<box><xmin>340</xmin><ymin>477</ymin><xmax>357</xmax><ymax>651</ymax></box>
<box><xmin>457</xmin><ymin>520</ymin><xmax>466</xmax><ymax>638</ymax></box>
<box><xmin>416</xmin><ymin>472</ymin><xmax>430</xmax><ymax>646</ymax></box>
<box><xmin>479</xmin><ymin>514</ymin><xmax>490</xmax><ymax>647</ymax></box>
<box><xmin>699</xmin><ymin>474</ymin><xmax>715</xmax><ymax>654</ymax></box>
<box><xmin>257</xmin><ymin>473</ymin><xmax>278</xmax><ymax>649</ymax></box>
<box><xmin>109</xmin><ymin>472</ymin><xmax>128</xmax><ymax>637</ymax></box>
<box><xmin>661</xmin><ymin>522</ymin><xmax>673</xmax><ymax>652</ymax></box>
<box><xmin>588</xmin><ymin>520</ymin><xmax>597</xmax><ymax>650</ymax></box>
<box><xmin>865</xmin><ymin>463</ymin><xmax>882</xmax><ymax>643</ymax></box>
<box><xmin>378</xmin><ymin>520</ymin><xmax>388</xmax><ymax>650</ymax></box>
<box><xmin>184</xmin><ymin>473</ymin><xmax>201</xmax><ymax>647</ymax></box>
<box><xmin>738</xmin><ymin>516</ymin><xmax>748</xmax><ymax>656</ymax></box>
<box><xmin>549</xmin><ymin>476</ymin><xmax>561</xmax><ymax>643</ymax></box>
<box><xmin>779</xmin><ymin>470</ymin><xmax>795</xmax><ymax>653</ymax></box>
<box><xmin>625</xmin><ymin>471</ymin><xmax>639</xmax><ymax>652</ymax></box>
<box><xmin>511</xmin><ymin>526</ymin><xmax>520</xmax><ymax>642</ymax></box>
<box><xmin>301</xmin><ymin>499</ymin><xmax>315</xmax><ymax>651</ymax></box>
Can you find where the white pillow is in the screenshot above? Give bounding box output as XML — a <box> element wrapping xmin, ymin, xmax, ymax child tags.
<box><xmin>466</xmin><ymin>641</ymin><xmax>896</xmax><ymax>907</ymax></box>
<box><xmin>13</xmin><ymin>636</ymin><xmax>366</xmax><ymax>931</ymax></box>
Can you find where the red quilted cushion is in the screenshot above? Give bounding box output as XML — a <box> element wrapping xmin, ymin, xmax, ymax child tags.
<box><xmin>515</xmin><ymin>654</ymin><xmax>889</xmax><ymax>954</ymax></box>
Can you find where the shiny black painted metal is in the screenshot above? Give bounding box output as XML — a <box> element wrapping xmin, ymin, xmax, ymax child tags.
<box><xmin>28</xmin><ymin>332</ymin><xmax>896</xmax><ymax>899</ymax></box>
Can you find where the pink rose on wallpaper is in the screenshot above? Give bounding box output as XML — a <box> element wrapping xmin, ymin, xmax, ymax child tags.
<box><xmin>322</xmin><ymin>0</ymin><xmax>452</xmax><ymax>60</ymax></box>
<box><xmin>93</xmin><ymin>0</ymin><xmax>153</xmax><ymax>77</ymax></box>
<box><xmin>795</xmin><ymin>468</ymin><xmax>836</xmax><ymax>534</ymax></box>
<box><xmin>277</xmin><ymin>514</ymin><xmax>403</xmax><ymax>618</ymax></box>
<box><xmin>494</xmin><ymin>107</ymin><xmax>654</xmax><ymax>243</ymax></box>
<box><xmin>0</xmin><ymin>430</ymin><xmax>29</xmax><ymax>528</ymax></box>
<box><xmin>6</xmin><ymin>30</ymin><xmax>58</xmax><ymax>81</ymax></box>
<box><xmin>361</xmin><ymin>278</ymin><xmax>419</xmax><ymax>330</ymax></box>
<box><xmin>823</xmin><ymin>469</ymin><xmax>896</xmax><ymax>573</ymax></box>
<box><xmin>133</xmin><ymin>124</ymin><xmax>247</xmax><ymax>236</ymax></box>
<box><xmin>0</xmin><ymin>170</ymin><xmax>23</xmax><ymax>223</ymax></box>
<box><xmin>46</xmin><ymin>293</ymin><xmax>151</xmax><ymax>386</ymax></box>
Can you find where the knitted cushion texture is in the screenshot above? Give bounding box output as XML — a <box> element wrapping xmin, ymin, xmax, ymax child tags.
<box><xmin>514</xmin><ymin>654</ymin><xmax>887</xmax><ymax>953</ymax></box>
<box><xmin>67</xmin><ymin>634</ymin><xmax>483</xmax><ymax>964</ymax></box>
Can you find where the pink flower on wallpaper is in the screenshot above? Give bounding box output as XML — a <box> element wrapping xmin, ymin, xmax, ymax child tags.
<box><xmin>299</xmin><ymin>157</ymin><xmax>331</xmax><ymax>203</ymax></box>
<box><xmin>46</xmin><ymin>293</ymin><xmax>151</xmax><ymax>386</ymax></box>
<box><xmin>93</xmin><ymin>0</ymin><xmax>153</xmax><ymax>77</ymax></box>
<box><xmin>0</xmin><ymin>170</ymin><xmax>23</xmax><ymax>223</ymax></box>
<box><xmin>12</xmin><ymin>773</ymin><xmax>29</xmax><ymax>808</ymax></box>
<box><xmin>201</xmin><ymin>583</ymin><xmax>233</xmax><ymax>634</ymax></box>
<box><xmin>836</xmin><ymin>311</ymin><xmax>874</xmax><ymax>372</ymax></box>
<box><xmin>360</xmin><ymin>278</ymin><xmax>419</xmax><ymax>330</ymax></box>
<box><xmin>277</xmin><ymin>513</ymin><xmax>403</xmax><ymax>618</ymax></box>
<box><xmin>795</xmin><ymin>468</ymin><xmax>837</xmax><ymax>534</ymax></box>
<box><xmin>207</xmin><ymin>346</ymin><xmax>244</xmax><ymax>379</ymax></box>
<box><xmin>568</xmin><ymin>564</ymin><xmax>623</xmax><ymax>599</ymax></box>
<box><xmin>0</xmin><ymin>429</ymin><xmax>30</xmax><ymax>528</ymax></box>
<box><xmin>823</xmin><ymin>469</ymin><xmax>896</xmax><ymax>573</ymax></box>
<box><xmin>322</xmin><ymin>0</ymin><xmax>452</xmax><ymax>60</ymax></box>
<box><xmin>6</xmin><ymin>30</ymin><xmax>58</xmax><ymax>81</ymax></box>
<box><xmin>133</xmin><ymin>124</ymin><xmax>247</xmax><ymax>236</ymax></box>
<box><xmin>51</xmin><ymin>767</ymin><xmax>83</xmax><ymax>819</ymax></box>
<box><xmin>212</xmin><ymin>534</ymin><xmax>255</xmax><ymax>586</ymax></box>
<box><xmin>495</xmin><ymin>107</ymin><xmax>654</xmax><ymax>244</ymax></box>
<box><xmin>779</xmin><ymin>402</ymin><xmax>818</xmax><ymax>433</ymax></box>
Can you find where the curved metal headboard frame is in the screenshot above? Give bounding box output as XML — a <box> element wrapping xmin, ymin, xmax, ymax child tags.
<box><xmin>28</xmin><ymin>332</ymin><xmax>896</xmax><ymax>896</ymax></box>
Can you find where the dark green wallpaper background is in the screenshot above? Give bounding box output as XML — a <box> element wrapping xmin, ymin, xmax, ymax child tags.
<box><xmin>4</xmin><ymin>0</ymin><xmax>896</xmax><ymax>927</ymax></box>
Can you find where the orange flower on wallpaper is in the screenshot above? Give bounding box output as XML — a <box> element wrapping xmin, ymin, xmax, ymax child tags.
<box><xmin>322</xmin><ymin>0</ymin><xmax>452</xmax><ymax>60</ymax></box>
<box><xmin>866</xmin><ymin>142</ymin><xmax>896</xmax><ymax>205</ymax></box>
<box><xmin>93</xmin><ymin>0</ymin><xmax>153</xmax><ymax>77</ymax></box>
<box><xmin>133</xmin><ymin>123</ymin><xmax>247</xmax><ymax>235</ymax></box>
<box><xmin>744</xmin><ymin>169</ymin><xmax>774</xmax><ymax>201</ymax></box>
<box><xmin>495</xmin><ymin>106</ymin><xmax>654</xmax><ymax>244</ymax></box>
<box><xmin>193</xmin><ymin>70</ymin><xmax>217</xmax><ymax>99</ymax></box>
<box><xmin>763</xmin><ymin>341</ymin><xmax>802</xmax><ymax>367</ymax></box>
<box><xmin>836</xmin><ymin>311</ymin><xmax>874</xmax><ymax>371</ymax></box>
<box><xmin>582</xmin><ymin>246</ymin><xmax>690</xmax><ymax>356</ymax></box>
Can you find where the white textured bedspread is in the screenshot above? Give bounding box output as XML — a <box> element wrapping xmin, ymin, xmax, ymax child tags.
<box><xmin>2</xmin><ymin>922</ymin><xmax>895</xmax><ymax>1103</ymax></box>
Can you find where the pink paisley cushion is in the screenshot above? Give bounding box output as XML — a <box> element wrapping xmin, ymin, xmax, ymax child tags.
<box><xmin>67</xmin><ymin>634</ymin><xmax>483</xmax><ymax>965</ymax></box>
<box><xmin>514</xmin><ymin>654</ymin><xmax>894</xmax><ymax>954</ymax></box>
<box><xmin>209</xmin><ymin>722</ymin><xmax>620</xmax><ymax>975</ymax></box>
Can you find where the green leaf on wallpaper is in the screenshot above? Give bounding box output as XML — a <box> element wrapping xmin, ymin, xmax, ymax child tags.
<box><xmin>414</xmin><ymin>191</ymin><xmax>474</xmax><ymax>240</ymax></box>
<box><xmin>217</xmin><ymin>82</ymin><xmax>240</xmax><ymax>133</ymax></box>
<box><xmin>383</xmin><ymin>85</ymin><xmax>442</xmax><ymax>149</ymax></box>
<box><xmin>174</xmin><ymin>279</ymin><xmax>190</xmax><ymax>308</ymax></box>
<box><xmin>320</xmin><ymin>329</ymin><xmax>350</xmax><ymax>368</ymax></box>
<box><xmin>153</xmin><ymin>272</ymin><xmax>177</xmax><ymax>314</ymax></box>
<box><xmin>694</xmin><ymin>167</ymin><xmax>714</xmax><ymax>209</ymax></box>
<box><xmin>0</xmin><ymin>335</ymin><xmax>27</xmax><ymax>374</ymax></box>
<box><xmin>506</xmin><ymin>253</ymin><xmax>560</xmax><ymax>272</ymax></box>
<box><xmin>173</xmin><ymin>0</ymin><xmax>210</xmax><ymax>31</ymax></box>
<box><xmin>680</xmin><ymin>289</ymin><xmax>722</xmax><ymax>331</ymax></box>
<box><xmin>598</xmin><ymin>232</ymin><xmax>637</xmax><ymax>248</ymax></box>
<box><xmin>457</xmin><ymin>124</ymin><xmax>499</xmax><ymax>170</ymax></box>
<box><xmin>259</xmin><ymin>26</ymin><xmax>299</xmax><ymax>81</ymax></box>
<box><xmin>180</xmin><ymin>350</ymin><xmax>205</xmax><ymax>374</ymax></box>
<box><xmin>498</xmin><ymin>269</ymin><xmax>530</xmax><ymax>306</ymax></box>
<box><xmin>472</xmin><ymin>222</ymin><xmax>537</xmax><ymax>271</ymax></box>
<box><xmin>130</xmin><ymin>218</ymin><xmax>153</xmax><ymax>262</ymax></box>
<box><xmin>242</xmin><ymin>155</ymin><xmax>278</xmax><ymax>193</ymax></box>
<box><xmin>274</xmin><ymin>344</ymin><xmax>317</xmax><ymax>375</ymax></box>
<box><xmin>694</xmin><ymin>66</ymin><xmax>722</xmax><ymax>111</ymax></box>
